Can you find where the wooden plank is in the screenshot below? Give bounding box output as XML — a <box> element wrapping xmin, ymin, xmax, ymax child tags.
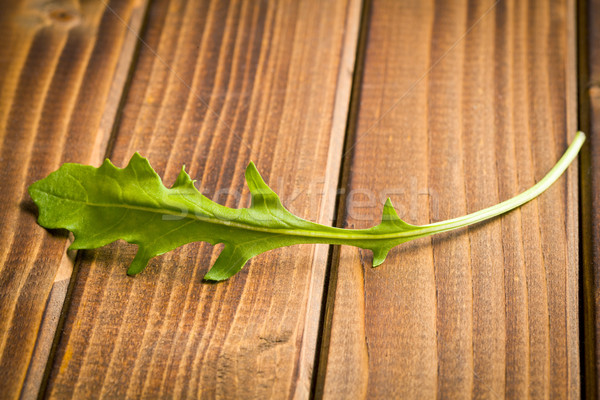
<box><xmin>317</xmin><ymin>0</ymin><xmax>579</xmax><ymax>398</ymax></box>
<box><xmin>580</xmin><ymin>0</ymin><xmax>600</xmax><ymax>396</ymax></box>
<box><xmin>44</xmin><ymin>0</ymin><xmax>362</xmax><ymax>397</ymax></box>
<box><xmin>0</xmin><ymin>0</ymin><xmax>148</xmax><ymax>398</ymax></box>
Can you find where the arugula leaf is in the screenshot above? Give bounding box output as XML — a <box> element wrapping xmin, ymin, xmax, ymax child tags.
<box><xmin>28</xmin><ymin>131</ymin><xmax>586</xmax><ymax>281</ymax></box>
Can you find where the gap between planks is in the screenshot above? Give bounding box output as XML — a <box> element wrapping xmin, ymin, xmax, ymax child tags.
<box><xmin>313</xmin><ymin>0</ymin><xmax>372</xmax><ymax>396</ymax></box>
<box><xmin>578</xmin><ymin>0</ymin><xmax>600</xmax><ymax>397</ymax></box>
<box><xmin>21</xmin><ymin>2</ymin><xmax>151</xmax><ymax>398</ymax></box>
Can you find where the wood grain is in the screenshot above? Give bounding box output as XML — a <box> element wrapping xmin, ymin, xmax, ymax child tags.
<box><xmin>0</xmin><ymin>0</ymin><xmax>148</xmax><ymax>398</ymax></box>
<box><xmin>581</xmin><ymin>0</ymin><xmax>600</xmax><ymax>396</ymax></box>
<box><xmin>317</xmin><ymin>0</ymin><xmax>580</xmax><ymax>398</ymax></box>
<box><xmin>44</xmin><ymin>0</ymin><xmax>361</xmax><ymax>397</ymax></box>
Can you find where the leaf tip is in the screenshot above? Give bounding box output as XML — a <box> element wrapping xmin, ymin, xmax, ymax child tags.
<box><xmin>376</xmin><ymin>197</ymin><xmax>416</xmax><ymax>232</ymax></box>
<box><xmin>128</xmin><ymin>152</ymin><xmax>151</xmax><ymax>167</ymax></box>
<box><xmin>245</xmin><ymin>161</ymin><xmax>262</xmax><ymax>186</ymax></box>
<box><xmin>172</xmin><ymin>165</ymin><xmax>196</xmax><ymax>190</ymax></box>
<box><xmin>202</xmin><ymin>270</ymin><xmax>226</xmax><ymax>282</ymax></box>
<box><xmin>245</xmin><ymin>161</ymin><xmax>275</xmax><ymax>198</ymax></box>
<box><xmin>100</xmin><ymin>157</ymin><xmax>115</xmax><ymax>169</ymax></box>
<box><xmin>27</xmin><ymin>180</ymin><xmax>40</xmax><ymax>199</ymax></box>
<box><xmin>382</xmin><ymin>197</ymin><xmax>399</xmax><ymax>221</ymax></box>
<box><xmin>202</xmin><ymin>265</ymin><xmax>236</xmax><ymax>282</ymax></box>
<box><xmin>126</xmin><ymin>247</ymin><xmax>152</xmax><ymax>275</ymax></box>
<box><xmin>203</xmin><ymin>243</ymin><xmax>250</xmax><ymax>281</ymax></box>
<box><xmin>371</xmin><ymin>246</ymin><xmax>390</xmax><ymax>267</ymax></box>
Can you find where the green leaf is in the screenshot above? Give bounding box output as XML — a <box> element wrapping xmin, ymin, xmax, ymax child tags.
<box><xmin>28</xmin><ymin>131</ymin><xmax>586</xmax><ymax>281</ymax></box>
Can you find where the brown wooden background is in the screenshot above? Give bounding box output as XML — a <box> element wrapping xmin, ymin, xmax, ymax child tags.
<box><xmin>0</xmin><ymin>0</ymin><xmax>597</xmax><ymax>398</ymax></box>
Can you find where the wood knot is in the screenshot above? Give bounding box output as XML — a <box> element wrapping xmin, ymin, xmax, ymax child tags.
<box><xmin>48</xmin><ymin>8</ymin><xmax>77</xmax><ymax>23</ymax></box>
<box><xmin>46</xmin><ymin>6</ymin><xmax>81</xmax><ymax>29</ymax></box>
<box><xmin>17</xmin><ymin>0</ymin><xmax>81</xmax><ymax>30</ymax></box>
<box><xmin>589</xmin><ymin>83</ymin><xmax>600</xmax><ymax>100</ymax></box>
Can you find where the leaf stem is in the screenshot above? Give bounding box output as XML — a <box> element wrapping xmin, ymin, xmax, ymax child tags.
<box><xmin>395</xmin><ymin>130</ymin><xmax>586</xmax><ymax>238</ymax></box>
<box><xmin>261</xmin><ymin>130</ymin><xmax>585</xmax><ymax>243</ymax></box>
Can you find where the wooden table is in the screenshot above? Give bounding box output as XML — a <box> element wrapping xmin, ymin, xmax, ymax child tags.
<box><xmin>1</xmin><ymin>0</ymin><xmax>597</xmax><ymax>398</ymax></box>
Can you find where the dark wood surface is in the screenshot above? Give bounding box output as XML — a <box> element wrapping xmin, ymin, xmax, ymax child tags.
<box><xmin>317</xmin><ymin>0</ymin><xmax>580</xmax><ymax>398</ymax></box>
<box><xmin>0</xmin><ymin>1</ymin><xmax>148</xmax><ymax>398</ymax></box>
<box><xmin>0</xmin><ymin>0</ymin><xmax>592</xmax><ymax>398</ymax></box>
<box><xmin>581</xmin><ymin>0</ymin><xmax>600</xmax><ymax>397</ymax></box>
